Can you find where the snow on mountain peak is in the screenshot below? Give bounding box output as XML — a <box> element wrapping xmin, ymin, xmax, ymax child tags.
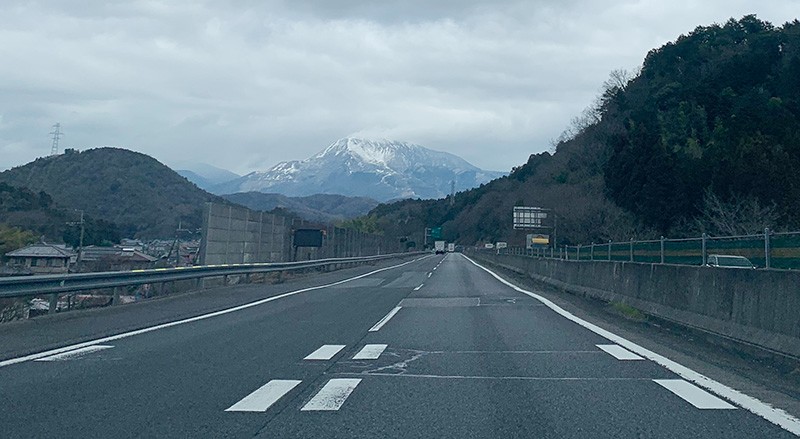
<box><xmin>211</xmin><ymin>137</ymin><xmax>505</xmax><ymax>201</ymax></box>
<box><xmin>317</xmin><ymin>138</ymin><xmax>412</xmax><ymax>166</ymax></box>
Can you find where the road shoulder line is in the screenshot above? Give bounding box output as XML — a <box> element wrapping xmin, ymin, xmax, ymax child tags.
<box><xmin>462</xmin><ymin>253</ymin><xmax>800</xmax><ymax>436</ymax></box>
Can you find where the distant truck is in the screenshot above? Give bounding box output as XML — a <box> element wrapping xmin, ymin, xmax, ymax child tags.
<box><xmin>435</xmin><ymin>241</ymin><xmax>446</xmax><ymax>254</ymax></box>
<box><xmin>447</xmin><ymin>243</ymin><xmax>455</xmax><ymax>252</ymax></box>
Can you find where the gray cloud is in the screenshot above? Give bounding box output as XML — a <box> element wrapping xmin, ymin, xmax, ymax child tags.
<box><xmin>0</xmin><ymin>1</ymin><xmax>796</xmax><ymax>174</ymax></box>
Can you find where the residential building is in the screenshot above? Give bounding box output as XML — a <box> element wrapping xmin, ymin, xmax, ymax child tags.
<box><xmin>5</xmin><ymin>243</ymin><xmax>77</xmax><ymax>274</ymax></box>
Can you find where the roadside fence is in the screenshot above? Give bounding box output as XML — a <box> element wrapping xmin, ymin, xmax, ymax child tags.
<box><xmin>496</xmin><ymin>228</ymin><xmax>800</xmax><ymax>270</ymax></box>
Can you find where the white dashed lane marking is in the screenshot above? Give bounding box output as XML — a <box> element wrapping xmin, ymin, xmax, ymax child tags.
<box><xmin>301</xmin><ymin>379</ymin><xmax>362</xmax><ymax>411</ymax></box>
<box><xmin>304</xmin><ymin>345</ymin><xmax>346</xmax><ymax>361</ymax></box>
<box><xmin>34</xmin><ymin>345</ymin><xmax>114</xmax><ymax>362</ymax></box>
<box><xmin>654</xmin><ymin>379</ymin><xmax>736</xmax><ymax>410</ymax></box>
<box><xmin>369</xmin><ymin>307</ymin><xmax>401</xmax><ymax>332</ymax></box>
<box><xmin>353</xmin><ymin>344</ymin><xmax>388</xmax><ymax>360</ymax></box>
<box><xmin>596</xmin><ymin>344</ymin><xmax>644</xmax><ymax>361</ymax></box>
<box><xmin>226</xmin><ymin>380</ymin><xmax>301</xmax><ymax>412</ymax></box>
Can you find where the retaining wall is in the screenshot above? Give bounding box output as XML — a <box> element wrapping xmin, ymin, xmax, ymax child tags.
<box><xmin>473</xmin><ymin>252</ymin><xmax>800</xmax><ymax>359</ymax></box>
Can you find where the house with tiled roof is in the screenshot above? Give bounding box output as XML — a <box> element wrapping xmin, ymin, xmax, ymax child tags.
<box><xmin>80</xmin><ymin>246</ymin><xmax>158</xmax><ymax>272</ymax></box>
<box><xmin>5</xmin><ymin>242</ymin><xmax>77</xmax><ymax>274</ymax></box>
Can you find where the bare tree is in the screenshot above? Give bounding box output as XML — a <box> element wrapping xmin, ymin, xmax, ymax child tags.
<box><xmin>694</xmin><ymin>189</ymin><xmax>783</xmax><ymax>236</ymax></box>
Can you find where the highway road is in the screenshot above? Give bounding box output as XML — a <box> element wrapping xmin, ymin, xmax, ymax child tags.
<box><xmin>1</xmin><ymin>253</ymin><xmax>798</xmax><ymax>438</ymax></box>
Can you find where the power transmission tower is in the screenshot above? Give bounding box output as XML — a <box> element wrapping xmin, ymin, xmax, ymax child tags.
<box><xmin>49</xmin><ymin>123</ymin><xmax>63</xmax><ymax>156</ymax></box>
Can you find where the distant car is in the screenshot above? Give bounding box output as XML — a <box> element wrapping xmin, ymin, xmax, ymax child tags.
<box><xmin>705</xmin><ymin>254</ymin><xmax>756</xmax><ymax>269</ymax></box>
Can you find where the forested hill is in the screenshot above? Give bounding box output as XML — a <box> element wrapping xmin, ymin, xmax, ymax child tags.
<box><xmin>603</xmin><ymin>15</ymin><xmax>800</xmax><ymax>232</ymax></box>
<box><xmin>369</xmin><ymin>16</ymin><xmax>800</xmax><ymax>246</ymax></box>
<box><xmin>0</xmin><ymin>148</ymin><xmax>225</xmax><ymax>238</ymax></box>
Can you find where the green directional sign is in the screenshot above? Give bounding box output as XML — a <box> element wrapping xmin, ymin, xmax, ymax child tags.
<box><xmin>431</xmin><ymin>227</ymin><xmax>443</xmax><ymax>239</ymax></box>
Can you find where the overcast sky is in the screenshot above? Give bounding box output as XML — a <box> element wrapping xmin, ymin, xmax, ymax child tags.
<box><xmin>0</xmin><ymin>1</ymin><xmax>796</xmax><ymax>175</ymax></box>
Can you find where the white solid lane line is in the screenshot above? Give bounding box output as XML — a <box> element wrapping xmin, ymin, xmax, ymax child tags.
<box><xmin>0</xmin><ymin>255</ymin><xmax>431</xmax><ymax>369</ymax></box>
<box><xmin>353</xmin><ymin>344</ymin><xmax>388</xmax><ymax>360</ymax></box>
<box><xmin>369</xmin><ymin>307</ymin><xmax>401</xmax><ymax>332</ymax></box>
<box><xmin>226</xmin><ymin>380</ymin><xmax>302</xmax><ymax>412</ymax></box>
<box><xmin>301</xmin><ymin>378</ymin><xmax>362</xmax><ymax>411</ymax></box>
<box><xmin>304</xmin><ymin>345</ymin><xmax>346</xmax><ymax>361</ymax></box>
<box><xmin>34</xmin><ymin>345</ymin><xmax>114</xmax><ymax>362</ymax></box>
<box><xmin>596</xmin><ymin>344</ymin><xmax>644</xmax><ymax>361</ymax></box>
<box><xmin>654</xmin><ymin>379</ymin><xmax>736</xmax><ymax>409</ymax></box>
<box><xmin>462</xmin><ymin>254</ymin><xmax>800</xmax><ymax>435</ymax></box>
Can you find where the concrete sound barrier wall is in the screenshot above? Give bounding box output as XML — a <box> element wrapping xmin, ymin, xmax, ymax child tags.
<box><xmin>200</xmin><ymin>203</ymin><xmax>402</xmax><ymax>265</ymax></box>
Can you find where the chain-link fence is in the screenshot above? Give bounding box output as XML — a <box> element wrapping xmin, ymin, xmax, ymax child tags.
<box><xmin>498</xmin><ymin>229</ymin><xmax>800</xmax><ymax>270</ymax></box>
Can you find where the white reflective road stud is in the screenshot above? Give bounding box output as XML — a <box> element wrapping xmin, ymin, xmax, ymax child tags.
<box><xmin>304</xmin><ymin>345</ymin><xmax>346</xmax><ymax>361</ymax></box>
<box><xmin>597</xmin><ymin>344</ymin><xmax>644</xmax><ymax>361</ymax></box>
<box><xmin>654</xmin><ymin>379</ymin><xmax>736</xmax><ymax>409</ymax></box>
<box><xmin>353</xmin><ymin>344</ymin><xmax>388</xmax><ymax>360</ymax></box>
<box><xmin>34</xmin><ymin>345</ymin><xmax>114</xmax><ymax>361</ymax></box>
<box><xmin>301</xmin><ymin>379</ymin><xmax>362</xmax><ymax>411</ymax></box>
<box><xmin>226</xmin><ymin>380</ymin><xmax>302</xmax><ymax>412</ymax></box>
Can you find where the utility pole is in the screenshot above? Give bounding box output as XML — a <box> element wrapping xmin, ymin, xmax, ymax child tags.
<box><xmin>450</xmin><ymin>180</ymin><xmax>456</xmax><ymax>206</ymax></box>
<box><xmin>67</xmin><ymin>210</ymin><xmax>85</xmax><ymax>271</ymax></box>
<box><xmin>49</xmin><ymin>123</ymin><xmax>63</xmax><ymax>156</ymax></box>
<box><xmin>168</xmin><ymin>221</ymin><xmax>191</xmax><ymax>266</ymax></box>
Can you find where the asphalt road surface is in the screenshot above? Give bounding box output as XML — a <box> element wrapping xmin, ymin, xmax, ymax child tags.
<box><xmin>1</xmin><ymin>253</ymin><xmax>798</xmax><ymax>438</ymax></box>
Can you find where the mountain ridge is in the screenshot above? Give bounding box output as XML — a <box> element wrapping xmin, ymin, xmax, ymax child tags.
<box><xmin>211</xmin><ymin>138</ymin><xmax>505</xmax><ymax>200</ymax></box>
<box><xmin>0</xmin><ymin>148</ymin><xmax>226</xmax><ymax>238</ymax></box>
<box><xmin>221</xmin><ymin>192</ymin><xmax>379</xmax><ymax>223</ymax></box>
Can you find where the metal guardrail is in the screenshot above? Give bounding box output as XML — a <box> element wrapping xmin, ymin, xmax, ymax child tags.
<box><xmin>0</xmin><ymin>252</ymin><xmax>423</xmax><ymax>301</ymax></box>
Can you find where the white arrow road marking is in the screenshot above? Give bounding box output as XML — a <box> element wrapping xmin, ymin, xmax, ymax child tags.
<box><xmin>34</xmin><ymin>345</ymin><xmax>114</xmax><ymax>362</ymax></box>
<box><xmin>301</xmin><ymin>379</ymin><xmax>362</xmax><ymax>411</ymax></box>
<box><xmin>226</xmin><ymin>380</ymin><xmax>302</xmax><ymax>412</ymax></box>
<box><xmin>369</xmin><ymin>307</ymin><xmax>401</xmax><ymax>332</ymax></box>
<box><xmin>654</xmin><ymin>379</ymin><xmax>736</xmax><ymax>409</ymax></box>
<box><xmin>304</xmin><ymin>345</ymin><xmax>346</xmax><ymax>361</ymax></box>
<box><xmin>596</xmin><ymin>344</ymin><xmax>644</xmax><ymax>361</ymax></box>
<box><xmin>353</xmin><ymin>344</ymin><xmax>388</xmax><ymax>360</ymax></box>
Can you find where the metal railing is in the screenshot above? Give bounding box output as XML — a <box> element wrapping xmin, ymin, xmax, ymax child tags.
<box><xmin>496</xmin><ymin>228</ymin><xmax>800</xmax><ymax>270</ymax></box>
<box><xmin>0</xmin><ymin>252</ymin><xmax>423</xmax><ymax>315</ymax></box>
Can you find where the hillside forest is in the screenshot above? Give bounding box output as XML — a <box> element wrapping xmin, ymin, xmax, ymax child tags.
<box><xmin>369</xmin><ymin>16</ymin><xmax>800</xmax><ymax>247</ymax></box>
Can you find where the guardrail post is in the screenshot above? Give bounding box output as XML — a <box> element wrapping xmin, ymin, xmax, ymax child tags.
<box><xmin>590</xmin><ymin>243</ymin><xmax>594</xmax><ymax>261</ymax></box>
<box><xmin>608</xmin><ymin>240</ymin><xmax>612</xmax><ymax>261</ymax></box>
<box><xmin>629</xmin><ymin>238</ymin><xmax>634</xmax><ymax>262</ymax></box>
<box><xmin>660</xmin><ymin>236</ymin><xmax>665</xmax><ymax>264</ymax></box>
<box><xmin>765</xmin><ymin>227</ymin><xmax>771</xmax><ymax>269</ymax></box>
<box><xmin>701</xmin><ymin>233</ymin><xmax>708</xmax><ymax>266</ymax></box>
<box><xmin>48</xmin><ymin>293</ymin><xmax>58</xmax><ymax>314</ymax></box>
<box><xmin>113</xmin><ymin>287</ymin><xmax>121</xmax><ymax>306</ymax></box>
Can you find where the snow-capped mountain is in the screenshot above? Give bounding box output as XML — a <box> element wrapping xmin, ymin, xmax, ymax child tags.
<box><xmin>210</xmin><ymin>138</ymin><xmax>505</xmax><ymax>201</ymax></box>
